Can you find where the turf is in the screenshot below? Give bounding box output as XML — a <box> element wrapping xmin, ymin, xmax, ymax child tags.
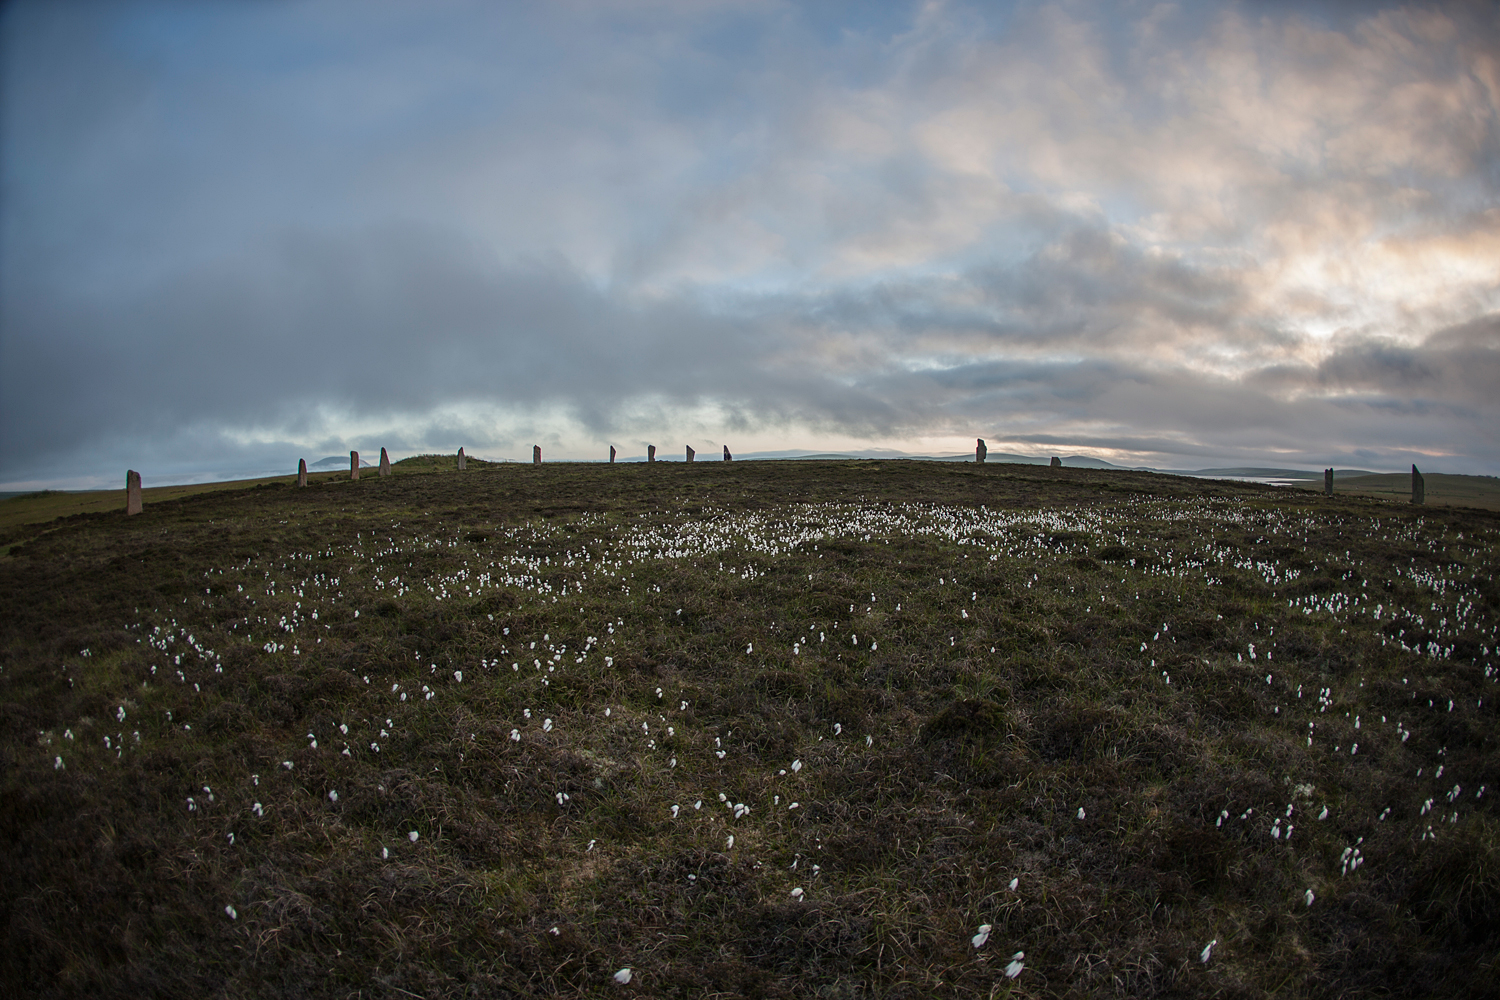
<box><xmin>2</xmin><ymin>460</ymin><xmax>1496</xmax><ymax>998</ymax></box>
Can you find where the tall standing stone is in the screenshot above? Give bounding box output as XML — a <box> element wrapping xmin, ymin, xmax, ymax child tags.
<box><xmin>457</xmin><ymin>447</ymin><xmax>466</xmax><ymax>471</ymax></box>
<box><xmin>1324</xmin><ymin>468</ymin><xmax>1333</xmax><ymax>495</ymax></box>
<box><xmin>351</xmin><ymin>451</ymin><xmax>360</xmax><ymax>481</ymax></box>
<box><xmin>723</xmin><ymin>446</ymin><xmax>732</xmax><ymax>461</ymax></box>
<box><xmin>298</xmin><ymin>459</ymin><xmax>307</xmax><ymax>488</ymax></box>
<box><xmin>379</xmin><ymin>448</ymin><xmax>391</xmax><ymax>477</ymax></box>
<box><xmin>1412</xmin><ymin>465</ymin><xmax>1425</xmax><ymax>505</ymax></box>
<box><xmin>685</xmin><ymin>445</ymin><xmax>695</xmax><ymax>463</ymax></box>
<box><xmin>126</xmin><ymin>470</ymin><xmax>142</xmax><ymax>515</ymax></box>
<box><xmin>976</xmin><ymin>438</ymin><xmax>987</xmax><ymax>463</ymax></box>
<box><xmin>648</xmin><ymin>445</ymin><xmax>656</xmax><ymax>463</ymax></box>
<box><xmin>1050</xmin><ymin>457</ymin><xmax>1062</xmax><ymax>468</ymax></box>
<box><xmin>533</xmin><ymin>445</ymin><xmax>542</xmax><ymax>465</ymax></box>
<box><xmin>610</xmin><ymin>446</ymin><xmax>616</xmax><ymax>464</ymax></box>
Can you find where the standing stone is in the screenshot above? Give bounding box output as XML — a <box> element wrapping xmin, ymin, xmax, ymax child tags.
<box><xmin>610</xmin><ymin>446</ymin><xmax>616</xmax><ymax>464</ymax></box>
<box><xmin>379</xmin><ymin>448</ymin><xmax>391</xmax><ymax>477</ymax></box>
<box><xmin>298</xmin><ymin>459</ymin><xmax>307</xmax><ymax>488</ymax></box>
<box><xmin>686</xmin><ymin>445</ymin><xmax>695</xmax><ymax>463</ymax></box>
<box><xmin>457</xmin><ymin>447</ymin><xmax>466</xmax><ymax>471</ymax></box>
<box><xmin>126</xmin><ymin>469</ymin><xmax>142</xmax><ymax>515</ymax></box>
<box><xmin>1050</xmin><ymin>457</ymin><xmax>1062</xmax><ymax>468</ymax></box>
<box><xmin>1324</xmin><ymin>468</ymin><xmax>1333</xmax><ymax>495</ymax></box>
<box><xmin>1412</xmin><ymin>465</ymin><xmax>1425</xmax><ymax>505</ymax></box>
<box><xmin>533</xmin><ymin>445</ymin><xmax>541</xmax><ymax>464</ymax></box>
<box><xmin>723</xmin><ymin>446</ymin><xmax>732</xmax><ymax>461</ymax></box>
<box><xmin>351</xmin><ymin>451</ymin><xmax>360</xmax><ymax>481</ymax></box>
<box><xmin>648</xmin><ymin>445</ymin><xmax>656</xmax><ymax>463</ymax></box>
<box><xmin>976</xmin><ymin>438</ymin><xmax>987</xmax><ymax>463</ymax></box>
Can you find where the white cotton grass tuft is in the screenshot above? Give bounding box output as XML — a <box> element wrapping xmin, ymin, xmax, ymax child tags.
<box><xmin>1305</xmin><ymin>889</ymin><xmax>1315</xmax><ymax>906</ymax></box>
<box><xmin>790</xmin><ymin>887</ymin><xmax>804</xmax><ymax>901</ymax></box>
<box><xmin>225</xmin><ymin>904</ymin><xmax>237</xmax><ymax>920</ymax></box>
<box><xmin>408</xmin><ymin>830</ymin><xmax>420</xmax><ymax>843</ymax></box>
<box><xmin>971</xmin><ymin>924</ymin><xmax>991</xmax><ymax>948</ymax></box>
<box><xmin>1004</xmin><ymin>952</ymin><xmax>1025</xmax><ymax>978</ymax></box>
<box><xmin>1009</xmin><ymin>877</ymin><xmax>1019</xmax><ymax>891</ymax></box>
<box><xmin>613</xmin><ymin>967</ymin><xmax>632</xmax><ymax>984</ymax></box>
<box><xmin>1077</xmin><ymin>807</ymin><xmax>1086</xmax><ymax>820</ymax></box>
<box><xmin>1200</xmin><ymin>938</ymin><xmax>1217</xmax><ymax>963</ymax></box>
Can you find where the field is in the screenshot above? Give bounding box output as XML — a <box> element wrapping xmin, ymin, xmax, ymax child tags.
<box><xmin>0</xmin><ymin>453</ymin><xmax>499</xmax><ymax>544</ymax></box>
<box><xmin>1325</xmin><ymin>474</ymin><xmax>1500</xmax><ymax>512</ymax></box>
<box><xmin>1</xmin><ymin>460</ymin><xmax>1497</xmax><ymax>998</ymax></box>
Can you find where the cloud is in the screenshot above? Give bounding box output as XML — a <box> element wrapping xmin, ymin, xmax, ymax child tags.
<box><xmin>2</xmin><ymin>0</ymin><xmax>1498</xmax><ymax>486</ymax></box>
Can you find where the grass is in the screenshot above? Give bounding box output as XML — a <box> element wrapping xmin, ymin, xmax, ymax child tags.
<box><xmin>1</xmin><ymin>460</ymin><xmax>1497</xmax><ymax>998</ymax></box>
<box><xmin>0</xmin><ymin>455</ymin><xmax>500</xmax><ymax>546</ymax></box>
<box><xmin>1284</xmin><ymin>472</ymin><xmax>1500</xmax><ymax>511</ymax></box>
<box><xmin>1327</xmin><ymin>474</ymin><xmax>1500</xmax><ymax>511</ymax></box>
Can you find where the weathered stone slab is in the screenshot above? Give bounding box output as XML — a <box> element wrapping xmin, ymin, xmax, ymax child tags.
<box><xmin>723</xmin><ymin>446</ymin><xmax>732</xmax><ymax>461</ymax></box>
<box><xmin>610</xmin><ymin>446</ymin><xmax>616</xmax><ymax>464</ymax></box>
<box><xmin>457</xmin><ymin>447</ymin><xmax>466</xmax><ymax>471</ymax></box>
<box><xmin>1324</xmin><ymin>468</ymin><xmax>1333</xmax><ymax>495</ymax></box>
<box><xmin>1412</xmin><ymin>465</ymin><xmax>1425</xmax><ymax>504</ymax></box>
<box><xmin>686</xmin><ymin>446</ymin><xmax>695</xmax><ymax>463</ymax></box>
<box><xmin>648</xmin><ymin>445</ymin><xmax>656</xmax><ymax>463</ymax></box>
<box><xmin>379</xmin><ymin>448</ymin><xmax>391</xmax><ymax>477</ymax></box>
<box><xmin>126</xmin><ymin>470</ymin><xmax>142</xmax><ymax>515</ymax></box>
<box><xmin>298</xmin><ymin>459</ymin><xmax>307</xmax><ymax>488</ymax></box>
<box><xmin>976</xmin><ymin>438</ymin><xmax>987</xmax><ymax>463</ymax></box>
<box><xmin>1050</xmin><ymin>456</ymin><xmax>1062</xmax><ymax>468</ymax></box>
<box><xmin>533</xmin><ymin>445</ymin><xmax>542</xmax><ymax>465</ymax></box>
<box><xmin>351</xmin><ymin>451</ymin><xmax>360</xmax><ymax>480</ymax></box>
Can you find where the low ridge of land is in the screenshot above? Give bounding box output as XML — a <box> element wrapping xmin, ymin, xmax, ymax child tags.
<box><xmin>7</xmin><ymin>460</ymin><xmax>1499</xmax><ymax>544</ymax></box>
<box><xmin>0</xmin><ymin>455</ymin><xmax>494</xmax><ymax>542</ymax></box>
<box><xmin>1330</xmin><ymin>473</ymin><xmax>1500</xmax><ymax>511</ymax></box>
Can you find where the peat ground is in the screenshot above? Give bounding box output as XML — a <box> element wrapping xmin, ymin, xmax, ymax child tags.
<box><xmin>1</xmin><ymin>460</ymin><xmax>1497</xmax><ymax>998</ymax></box>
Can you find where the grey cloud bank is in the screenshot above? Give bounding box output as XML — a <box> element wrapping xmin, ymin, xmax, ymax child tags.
<box><xmin>2</xmin><ymin>0</ymin><xmax>1497</xmax><ymax>489</ymax></box>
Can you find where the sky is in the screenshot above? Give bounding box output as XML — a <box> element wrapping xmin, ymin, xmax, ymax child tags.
<box><xmin>2</xmin><ymin>0</ymin><xmax>1498</xmax><ymax>489</ymax></box>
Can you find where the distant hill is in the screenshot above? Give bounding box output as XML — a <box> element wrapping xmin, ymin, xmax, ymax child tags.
<box><xmin>295</xmin><ymin>449</ymin><xmax>1421</xmax><ymax>486</ymax></box>
<box><xmin>733</xmin><ymin>449</ymin><xmax>1147</xmax><ymax>468</ymax></box>
<box><xmin>1171</xmin><ymin>467</ymin><xmax>1377</xmax><ymax>480</ymax></box>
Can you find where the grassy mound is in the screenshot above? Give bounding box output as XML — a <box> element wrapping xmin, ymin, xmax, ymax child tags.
<box><xmin>2</xmin><ymin>461</ymin><xmax>1496</xmax><ymax>998</ymax></box>
<box><xmin>393</xmin><ymin>453</ymin><xmax>503</xmax><ymax>472</ymax></box>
